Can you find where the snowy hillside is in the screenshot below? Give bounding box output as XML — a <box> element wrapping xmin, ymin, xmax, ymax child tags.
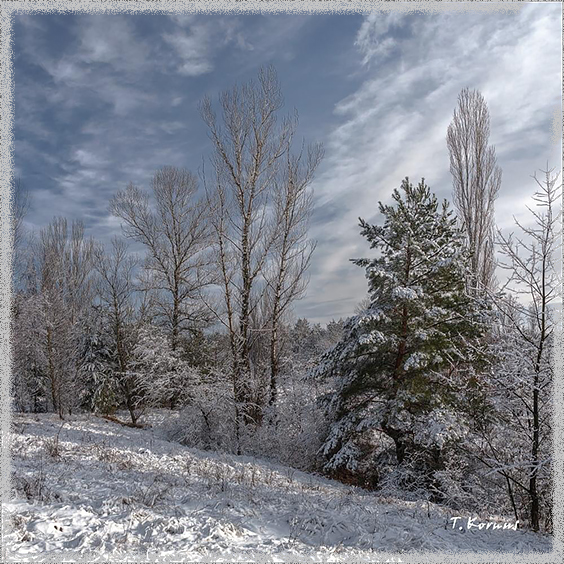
<box><xmin>4</xmin><ymin>412</ymin><xmax>552</xmax><ymax>561</ymax></box>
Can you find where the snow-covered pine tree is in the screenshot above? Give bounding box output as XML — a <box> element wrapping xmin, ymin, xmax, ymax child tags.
<box><xmin>317</xmin><ymin>178</ymin><xmax>488</xmax><ymax>495</ymax></box>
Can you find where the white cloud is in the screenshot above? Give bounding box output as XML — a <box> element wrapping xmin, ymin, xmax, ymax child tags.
<box><xmin>163</xmin><ymin>27</ymin><xmax>214</xmax><ymax>76</ymax></box>
<box><xmin>77</xmin><ymin>15</ymin><xmax>150</xmax><ymax>73</ymax></box>
<box><xmin>355</xmin><ymin>10</ymin><xmax>409</xmax><ymax>65</ymax></box>
<box><xmin>21</xmin><ymin>16</ymin><xmax>157</xmax><ymax>117</ymax></box>
<box><xmin>300</xmin><ymin>4</ymin><xmax>561</xmax><ymax>323</ymax></box>
<box><xmin>72</xmin><ymin>149</ymin><xmax>108</xmax><ymax>168</ymax></box>
<box><xmin>163</xmin><ymin>17</ymin><xmax>254</xmax><ymax>77</ymax></box>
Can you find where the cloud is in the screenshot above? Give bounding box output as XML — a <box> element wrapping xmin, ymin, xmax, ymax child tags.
<box><xmin>14</xmin><ymin>14</ymin><xmax>272</xmax><ymax>253</ymax></box>
<box><xmin>33</xmin><ymin>15</ymin><xmax>151</xmax><ymax>82</ymax></box>
<box><xmin>77</xmin><ymin>15</ymin><xmax>150</xmax><ymax>73</ymax></box>
<box><xmin>163</xmin><ymin>27</ymin><xmax>215</xmax><ymax>76</ymax></box>
<box><xmin>355</xmin><ymin>10</ymin><xmax>410</xmax><ymax>65</ymax></box>
<box><xmin>16</xmin><ymin>15</ymin><xmax>158</xmax><ymax>118</ymax></box>
<box><xmin>163</xmin><ymin>16</ymin><xmax>254</xmax><ymax>77</ymax></box>
<box><xmin>72</xmin><ymin>148</ymin><xmax>108</xmax><ymax>169</ymax></box>
<box><xmin>299</xmin><ymin>4</ymin><xmax>561</xmax><ymax>323</ymax></box>
<box><xmin>13</xmin><ymin>10</ymin><xmax>560</xmax><ymax>325</ymax></box>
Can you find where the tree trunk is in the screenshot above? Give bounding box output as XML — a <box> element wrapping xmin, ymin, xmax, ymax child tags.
<box><xmin>238</xmin><ymin>216</ymin><xmax>254</xmax><ymax>422</ymax></box>
<box><xmin>382</xmin><ymin>420</ymin><xmax>407</xmax><ymax>464</ymax></box>
<box><xmin>269</xmin><ymin>322</ymin><xmax>278</xmax><ymax>407</ymax></box>
<box><xmin>46</xmin><ymin>327</ymin><xmax>60</xmax><ymax>417</ymax></box>
<box><xmin>530</xmin><ymin>369</ymin><xmax>540</xmax><ymax>531</ymax></box>
<box><xmin>125</xmin><ymin>390</ymin><xmax>137</xmax><ymax>425</ymax></box>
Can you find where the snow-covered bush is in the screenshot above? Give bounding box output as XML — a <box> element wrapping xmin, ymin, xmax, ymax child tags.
<box><xmin>132</xmin><ymin>325</ymin><xmax>199</xmax><ymax>409</ymax></box>
<box><xmin>239</xmin><ymin>318</ymin><xmax>343</xmax><ymax>470</ymax></box>
<box><xmin>160</xmin><ymin>374</ymin><xmax>238</xmax><ymax>453</ymax></box>
<box><xmin>246</xmin><ymin>373</ymin><xmax>329</xmax><ymax>471</ymax></box>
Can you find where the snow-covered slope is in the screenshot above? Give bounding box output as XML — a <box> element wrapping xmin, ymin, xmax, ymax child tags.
<box><xmin>4</xmin><ymin>413</ymin><xmax>552</xmax><ymax>561</ymax></box>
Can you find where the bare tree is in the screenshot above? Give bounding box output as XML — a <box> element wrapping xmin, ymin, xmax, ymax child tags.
<box><xmin>200</xmin><ymin>66</ymin><xmax>321</xmax><ymax>434</ymax></box>
<box><xmin>447</xmin><ymin>87</ymin><xmax>502</xmax><ymax>293</ymax></box>
<box><xmin>265</xmin><ymin>144</ymin><xmax>322</xmax><ymax>406</ymax></box>
<box><xmin>8</xmin><ymin>178</ymin><xmax>32</xmax><ymax>292</ymax></box>
<box><xmin>200</xmin><ymin>65</ymin><xmax>291</xmax><ymax>427</ymax></box>
<box><xmin>12</xmin><ymin>177</ymin><xmax>30</xmax><ymax>251</ymax></box>
<box><xmin>10</xmin><ymin>178</ymin><xmax>32</xmax><ymax>409</ymax></box>
<box><xmin>38</xmin><ymin>218</ymin><xmax>94</xmax><ymax>418</ymax></box>
<box><xmin>92</xmin><ymin>237</ymin><xmax>140</xmax><ymax>424</ymax></box>
<box><xmin>493</xmin><ymin>166</ymin><xmax>560</xmax><ymax>531</ymax></box>
<box><xmin>110</xmin><ymin>166</ymin><xmax>211</xmax><ymax>353</ymax></box>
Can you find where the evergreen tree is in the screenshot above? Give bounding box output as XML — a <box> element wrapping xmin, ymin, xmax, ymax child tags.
<box><xmin>317</xmin><ymin>178</ymin><xmax>488</xmax><ymax>494</ymax></box>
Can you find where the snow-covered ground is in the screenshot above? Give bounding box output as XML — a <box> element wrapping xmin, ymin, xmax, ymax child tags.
<box><xmin>3</xmin><ymin>412</ymin><xmax>553</xmax><ymax>561</ymax></box>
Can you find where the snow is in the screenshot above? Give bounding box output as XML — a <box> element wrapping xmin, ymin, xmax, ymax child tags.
<box><xmin>4</xmin><ymin>412</ymin><xmax>553</xmax><ymax>561</ymax></box>
<box><xmin>359</xmin><ymin>331</ymin><xmax>386</xmax><ymax>346</ymax></box>
<box><xmin>403</xmin><ymin>352</ymin><xmax>429</xmax><ymax>371</ymax></box>
<box><xmin>392</xmin><ymin>287</ymin><xmax>420</xmax><ymax>301</ymax></box>
<box><xmin>358</xmin><ymin>309</ymin><xmax>390</xmax><ymax>325</ymax></box>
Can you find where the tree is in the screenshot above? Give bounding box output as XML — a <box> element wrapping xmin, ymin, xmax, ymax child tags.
<box><xmin>317</xmin><ymin>178</ymin><xmax>488</xmax><ymax>494</ymax></box>
<box><xmin>37</xmin><ymin>218</ymin><xmax>94</xmax><ymax>418</ymax></box>
<box><xmin>201</xmin><ymin>65</ymin><xmax>321</xmax><ymax>431</ymax></box>
<box><xmin>78</xmin><ymin>312</ymin><xmax>120</xmax><ymax>416</ymax></box>
<box><xmin>10</xmin><ymin>179</ymin><xmax>42</xmax><ymax>411</ymax></box>
<box><xmin>90</xmin><ymin>237</ymin><xmax>140</xmax><ymax>423</ymax></box>
<box><xmin>131</xmin><ymin>324</ymin><xmax>199</xmax><ymax>410</ymax></box>
<box><xmin>447</xmin><ymin>87</ymin><xmax>502</xmax><ymax>294</ymax></box>
<box><xmin>490</xmin><ymin>166</ymin><xmax>560</xmax><ymax>531</ymax></box>
<box><xmin>264</xmin><ymin>144</ymin><xmax>322</xmax><ymax>406</ymax></box>
<box><xmin>12</xmin><ymin>292</ymin><xmax>48</xmax><ymax>412</ymax></box>
<box><xmin>110</xmin><ymin>166</ymin><xmax>211</xmax><ymax>352</ymax></box>
<box><xmin>12</xmin><ymin>177</ymin><xmax>30</xmax><ymax>254</ymax></box>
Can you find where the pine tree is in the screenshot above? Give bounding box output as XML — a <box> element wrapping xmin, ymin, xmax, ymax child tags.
<box><xmin>317</xmin><ymin>178</ymin><xmax>488</xmax><ymax>494</ymax></box>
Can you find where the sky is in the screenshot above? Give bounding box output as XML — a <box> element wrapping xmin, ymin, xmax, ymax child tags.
<box><xmin>13</xmin><ymin>4</ymin><xmax>562</xmax><ymax>324</ymax></box>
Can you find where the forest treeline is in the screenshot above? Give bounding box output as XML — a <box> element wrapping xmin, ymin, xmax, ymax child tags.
<box><xmin>11</xmin><ymin>67</ymin><xmax>559</xmax><ymax>533</ymax></box>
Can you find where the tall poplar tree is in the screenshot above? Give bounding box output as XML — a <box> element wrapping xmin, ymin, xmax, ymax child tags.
<box><xmin>447</xmin><ymin>87</ymin><xmax>502</xmax><ymax>294</ymax></box>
